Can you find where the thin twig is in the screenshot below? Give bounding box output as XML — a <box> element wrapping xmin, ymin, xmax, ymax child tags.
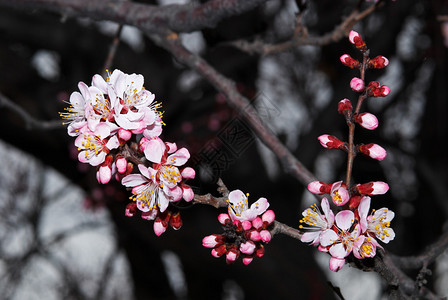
<box><xmin>102</xmin><ymin>24</ymin><xmax>123</xmax><ymax>76</ymax></box>
<box><xmin>0</xmin><ymin>92</ymin><xmax>63</xmax><ymax>130</ymax></box>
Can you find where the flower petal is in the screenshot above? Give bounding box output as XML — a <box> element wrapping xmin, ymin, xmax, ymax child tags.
<box><xmin>335</xmin><ymin>210</ymin><xmax>355</xmax><ymax>231</ymax></box>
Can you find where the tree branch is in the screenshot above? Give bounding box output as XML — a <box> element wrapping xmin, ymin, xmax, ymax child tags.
<box><xmin>0</xmin><ymin>0</ymin><xmax>268</xmax><ymax>34</ymax></box>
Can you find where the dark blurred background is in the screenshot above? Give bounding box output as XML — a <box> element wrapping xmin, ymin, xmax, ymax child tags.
<box><xmin>1</xmin><ymin>0</ymin><xmax>448</xmax><ymax>299</ymax></box>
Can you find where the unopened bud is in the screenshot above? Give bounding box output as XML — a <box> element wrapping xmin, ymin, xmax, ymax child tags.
<box><xmin>307</xmin><ymin>181</ymin><xmax>332</xmax><ymax>195</ymax></box>
<box><xmin>318</xmin><ymin>134</ymin><xmax>345</xmax><ymax>149</ymax></box>
<box><xmin>356</xmin><ymin>181</ymin><xmax>389</xmax><ymax>195</ymax></box>
<box><xmin>349</xmin><ymin>30</ymin><xmax>367</xmax><ymax>51</ymax></box>
<box><xmin>350</xmin><ymin>77</ymin><xmax>365</xmax><ymax>92</ymax></box>
<box><xmin>340</xmin><ymin>54</ymin><xmax>360</xmax><ymax>69</ymax></box>
<box><xmin>359</xmin><ymin>143</ymin><xmax>387</xmax><ymax>160</ymax></box>
<box><xmin>354</xmin><ymin>113</ymin><xmax>379</xmax><ymax>130</ymax></box>
<box><xmin>338</xmin><ymin>98</ymin><xmax>353</xmax><ymax>115</ymax></box>
<box><xmin>368</xmin><ymin>56</ymin><xmax>389</xmax><ymax>69</ymax></box>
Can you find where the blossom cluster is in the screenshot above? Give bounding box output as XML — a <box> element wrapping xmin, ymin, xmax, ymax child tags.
<box><xmin>300</xmin><ymin>31</ymin><xmax>395</xmax><ymax>271</ymax></box>
<box><xmin>61</xmin><ymin>69</ymin><xmax>195</xmax><ymax>235</ymax></box>
<box><xmin>202</xmin><ymin>190</ymin><xmax>275</xmax><ymax>265</ymax></box>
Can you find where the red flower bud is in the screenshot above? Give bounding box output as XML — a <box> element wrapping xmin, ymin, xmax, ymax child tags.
<box><xmin>368</xmin><ymin>56</ymin><xmax>389</xmax><ymax>69</ymax></box>
<box><xmin>340</xmin><ymin>54</ymin><xmax>360</xmax><ymax>69</ymax></box>
<box><xmin>338</xmin><ymin>98</ymin><xmax>353</xmax><ymax>115</ymax></box>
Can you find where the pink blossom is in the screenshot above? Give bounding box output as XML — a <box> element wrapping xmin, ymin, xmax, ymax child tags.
<box><xmin>226</xmin><ymin>248</ymin><xmax>239</xmax><ymax>264</ymax></box>
<box><xmin>359</xmin><ymin>143</ymin><xmax>387</xmax><ymax>161</ymax></box>
<box><xmin>260</xmin><ymin>230</ymin><xmax>272</xmax><ymax>243</ymax></box>
<box><xmin>353</xmin><ymin>235</ymin><xmax>379</xmax><ymax>259</ymax></box>
<box><xmin>218</xmin><ymin>213</ymin><xmax>230</xmax><ymax>225</ymax></box>
<box><xmin>320</xmin><ymin>210</ymin><xmax>360</xmax><ymax>259</ymax></box>
<box><xmin>329</xmin><ymin>257</ymin><xmax>346</xmax><ymax>272</ymax></box>
<box><xmin>262</xmin><ymin>210</ymin><xmax>275</xmax><ymax>224</ymax></box>
<box><xmin>337</xmin><ymin>98</ymin><xmax>353</xmax><ymax>115</ymax></box>
<box><xmin>239</xmin><ymin>241</ymin><xmax>256</xmax><ymax>255</ymax></box>
<box><xmin>318</xmin><ymin>134</ymin><xmax>345</xmax><ymax>149</ymax></box>
<box><xmin>300</xmin><ymin>198</ymin><xmax>335</xmax><ymax>245</ymax></box>
<box><xmin>60</xmin><ymin>82</ymin><xmax>89</xmax><ymax>137</ymax></box>
<box><xmin>153</xmin><ymin>219</ymin><xmax>167</xmax><ymax>236</ymax></box>
<box><xmin>74</xmin><ymin>123</ymin><xmax>119</xmax><ymax>166</ymax></box>
<box><xmin>307</xmin><ymin>181</ymin><xmax>331</xmax><ymax>195</ymax></box>
<box><xmin>350</xmin><ymin>77</ymin><xmax>365</xmax><ymax>92</ymax></box>
<box><xmin>97</xmin><ymin>164</ymin><xmax>112</xmax><ymax>184</ymax></box>
<box><xmin>202</xmin><ymin>234</ymin><xmax>224</xmax><ymax>248</ymax></box>
<box><xmin>121</xmin><ymin>164</ymin><xmax>171</xmax><ymax>213</ymax></box>
<box><xmin>357</xmin><ymin>181</ymin><xmax>389</xmax><ymax>195</ymax></box>
<box><xmin>368</xmin><ymin>56</ymin><xmax>389</xmax><ymax>69</ymax></box>
<box><xmin>330</xmin><ymin>181</ymin><xmax>350</xmax><ymax>206</ymax></box>
<box><xmin>116</xmin><ymin>156</ymin><xmax>127</xmax><ymax>174</ymax></box>
<box><xmin>358</xmin><ymin>196</ymin><xmax>395</xmax><ymax>243</ymax></box>
<box><xmin>242</xmin><ymin>256</ymin><xmax>253</xmax><ymax>265</ymax></box>
<box><xmin>226</xmin><ymin>190</ymin><xmax>269</xmax><ymax>222</ymax></box>
<box><xmin>355</xmin><ymin>113</ymin><xmax>378</xmax><ymax>130</ymax></box>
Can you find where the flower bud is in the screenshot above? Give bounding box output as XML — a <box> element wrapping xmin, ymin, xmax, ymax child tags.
<box><xmin>218</xmin><ymin>213</ymin><xmax>230</xmax><ymax>225</ymax></box>
<box><xmin>350</xmin><ymin>77</ymin><xmax>365</xmax><ymax>92</ymax></box>
<box><xmin>116</xmin><ymin>156</ymin><xmax>127</xmax><ymax>174</ymax></box>
<box><xmin>368</xmin><ymin>56</ymin><xmax>389</xmax><ymax>69</ymax></box>
<box><xmin>202</xmin><ymin>234</ymin><xmax>224</xmax><ymax>248</ymax></box>
<box><xmin>307</xmin><ymin>181</ymin><xmax>332</xmax><ymax>195</ymax></box>
<box><xmin>169</xmin><ymin>212</ymin><xmax>183</xmax><ymax>230</ymax></box>
<box><xmin>330</xmin><ymin>181</ymin><xmax>350</xmax><ymax>206</ymax></box>
<box><xmin>118</xmin><ymin>128</ymin><xmax>132</xmax><ymax>141</ymax></box>
<box><xmin>242</xmin><ymin>256</ymin><xmax>254</xmax><ymax>265</ymax></box>
<box><xmin>260</xmin><ymin>230</ymin><xmax>272</xmax><ymax>243</ymax></box>
<box><xmin>348</xmin><ymin>195</ymin><xmax>363</xmax><ymax>209</ymax></box>
<box><xmin>242</xmin><ymin>220</ymin><xmax>252</xmax><ymax>231</ymax></box>
<box><xmin>261</xmin><ymin>210</ymin><xmax>275</xmax><ymax>225</ymax></box>
<box><xmin>255</xmin><ymin>244</ymin><xmax>265</xmax><ymax>258</ymax></box>
<box><xmin>248</xmin><ymin>229</ymin><xmax>261</xmax><ymax>242</ymax></box>
<box><xmin>338</xmin><ymin>98</ymin><xmax>353</xmax><ymax>115</ymax></box>
<box><xmin>318</xmin><ymin>135</ymin><xmax>345</xmax><ymax>149</ymax></box>
<box><xmin>252</xmin><ymin>217</ymin><xmax>263</xmax><ymax>230</ymax></box>
<box><xmin>125</xmin><ymin>202</ymin><xmax>137</xmax><ymax>217</ymax></box>
<box><xmin>97</xmin><ymin>165</ymin><xmax>112</xmax><ymax>184</ymax></box>
<box><xmin>356</xmin><ymin>181</ymin><xmax>389</xmax><ymax>195</ymax></box>
<box><xmin>226</xmin><ymin>248</ymin><xmax>239</xmax><ymax>264</ymax></box>
<box><xmin>340</xmin><ymin>54</ymin><xmax>360</xmax><ymax>69</ymax></box>
<box><xmin>359</xmin><ymin>143</ymin><xmax>387</xmax><ymax>160</ymax></box>
<box><xmin>354</xmin><ymin>113</ymin><xmax>379</xmax><ymax>130</ymax></box>
<box><xmin>181</xmin><ymin>167</ymin><xmax>196</xmax><ymax>179</ymax></box>
<box><xmin>182</xmin><ymin>185</ymin><xmax>194</xmax><ymax>202</ymax></box>
<box><xmin>211</xmin><ymin>244</ymin><xmax>227</xmax><ymax>257</ymax></box>
<box><xmin>329</xmin><ymin>257</ymin><xmax>345</xmax><ymax>272</ymax></box>
<box><xmin>349</xmin><ymin>30</ymin><xmax>367</xmax><ymax>51</ymax></box>
<box><xmin>153</xmin><ymin>219</ymin><xmax>168</xmax><ymax>236</ymax></box>
<box><xmin>240</xmin><ymin>241</ymin><xmax>256</xmax><ymax>255</ymax></box>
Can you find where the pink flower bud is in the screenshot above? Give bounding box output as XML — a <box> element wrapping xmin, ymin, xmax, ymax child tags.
<box><xmin>330</xmin><ymin>181</ymin><xmax>350</xmax><ymax>206</ymax></box>
<box><xmin>355</xmin><ymin>113</ymin><xmax>378</xmax><ymax>130</ymax></box>
<box><xmin>182</xmin><ymin>185</ymin><xmax>194</xmax><ymax>202</ymax></box>
<box><xmin>318</xmin><ymin>134</ymin><xmax>345</xmax><ymax>149</ymax></box>
<box><xmin>181</xmin><ymin>167</ymin><xmax>196</xmax><ymax>179</ymax></box>
<box><xmin>307</xmin><ymin>181</ymin><xmax>332</xmax><ymax>195</ymax></box>
<box><xmin>350</xmin><ymin>77</ymin><xmax>365</xmax><ymax>92</ymax></box>
<box><xmin>329</xmin><ymin>257</ymin><xmax>346</xmax><ymax>272</ymax></box>
<box><xmin>252</xmin><ymin>217</ymin><xmax>263</xmax><ymax>230</ymax></box>
<box><xmin>359</xmin><ymin>143</ymin><xmax>387</xmax><ymax>160</ymax></box>
<box><xmin>357</xmin><ymin>181</ymin><xmax>389</xmax><ymax>195</ymax></box>
<box><xmin>226</xmin><ymin>249</ymin><xmax>239</xmax><ymax>264</ymax></box>
<box><xmin>260</xmin><ymin>230</ymin><xmax>272</xmax><ymax>243</ymax></box>
<box><xmin>348</xmin><ymin>30</ymin><xmax>366</xmax><ymax>50</ymax></box>
<box><xmin>239</xmin><ymin>241</ymin><xmax>256</xmax><ymax>255</ymax></box>
<box><xmin>380</xmin><ymin>85</ymin><xmax>390</xmax><ymax>96</ymax></box>
<box><xmin>248</xmin><ymin>230</ymin><xmax>261</xmax><ymax>242</ymax></box>
<box><xmin>202</xmin><ymin>234</ymin><xmax>223</xmax><ymax>248</ymax></box>
<box><xmin>116</xmin><ymin>156</ymin><xmax>127</xmax><ymax>174</ymax></box>
<box><xmin>340</xmin><ymin>54</ymin><xmax>360</xmax><ymax>69</ymax></box>
<box><xmin>261</xmin><ymin>210</ymin><xmax>275</xmax><ymax>224</ymax></box>
<box><xmin>97</xmin><ymin>165</ymin><xmax>112</xmax><ymax>184</ymax></box>
<box><xmin>125</xmin><ymin>202</ymin><xmax>137</xmax><ymax>217</ymax></box>
<box><xmin>218</xmin><ymin>213</ymin><xmax>230</xmax><ymax>225</ymax></box>
<box><xmin>255</xmin><ymin>245</ymin><xmax>265</xmax><ymax>258</ymax></box>
<box><xmin>242</xmin><ymin>256</ymin><xmax>254</xmax><ymax>265</ymax></box>
<box><xmin>338</xmin><ymin>98</ymin><xmax>353</xmax><ymax>115</ymax></box>
<box><xmin>212</xmin><ymin>244</ymin><xmax>226</xmax><ymax>257</ymax></box>
<box><xmin>118</xmin><ymin>128</ymin><xmax>132</xmax><ymax>141</ymax></box>
<box><xmin>242</xmin><ymin>220</ymin><xmax>252</xmax><ymax>231</ymax></box>
<box><xmin>153</xmin><ymin>219</ymin><xmax>167</xmax><ymax>236</ymax></box>
<box><xmin>368</xmin><ymin>56</ymin><xmax>389</xmax><ymax>69</ymax></box>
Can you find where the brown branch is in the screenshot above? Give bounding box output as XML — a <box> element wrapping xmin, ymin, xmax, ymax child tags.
<box><xmin>0</xmin><ymin>0</ymin><xmax>268</xmax><ymax>34</ymax></box>
<box><xmin>227</xmin><ymin>3</ymin><xmax>380</xmax><ymax>55</ymax></box>
<box><xmin>150</xmin><ymin>31</ymin><xmax>316</xmax><ymax>186</ymax></box>
<box><xmin>0</xmin><ymin>92</ymin><xmax>64</xmax><ymax>130</ymax></box>
<box><xmin>102</xmin><ymin>24</ymin><xmax>123</xmax><ymax>76</ymax></box>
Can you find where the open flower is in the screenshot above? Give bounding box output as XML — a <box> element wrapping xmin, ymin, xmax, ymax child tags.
<box><xmin>74</xmin><ymin>123</ymin><xmax>119</xmax><ymax>166</ymax></box>
<box><xmin>59</xmin><ymin>82</ymin><xmax>89</xmax><ymax>136</ymax></box>
<box><xmin>358</xmin><ymin>197</ymin><xmax>395</xmax><ymax>243</ymax></box>
<box><xmin>226</xmin><ymin>190</ymin><xmax>269</xmax><ymax>222</ymax></box>
<box><xmin>299</xmin><ymin>198</ymin><xmax>335</xmax><ymax>245</ymax></box>
<box><xmin>121</xmin><ymin>164</ymin><xmax>171</xmax><ymax>213</ymax></box>
<box><xmin>320</xmin><ymin>210</ymin><xmax>360</xmax><ymax>260</ymax></box>
<box><xmin>330</xmin><ymin>181</ymin><xmax>350</xmax><ymax>206</ymax></box>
